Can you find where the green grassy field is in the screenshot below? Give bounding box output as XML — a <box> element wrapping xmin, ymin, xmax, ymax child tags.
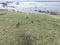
<box><xmin>0</xmin><ymin>11</ymin><xmax>60</xmax><ymax>45</ymax></box>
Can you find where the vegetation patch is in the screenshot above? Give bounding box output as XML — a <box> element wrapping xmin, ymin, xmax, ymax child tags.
<box><xmin>0</xmin><ymin>11</ymin><xmax>60</xmax><ymax>45</ymax></box>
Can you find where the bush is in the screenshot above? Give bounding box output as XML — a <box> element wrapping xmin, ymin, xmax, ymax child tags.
<box><xmin>49</xmin><ymin>12</ymin><xmax>57</xmax><ymax>15</ymax></box>
<box><xmin>16</xmin><ymin>32</ymin><xmax>39</xmax><ymax>45</ymax></box>
<box><xmin>31</xmin><ymin>21</ymin><xmax>34</xmax><ymax>23</ymax></box>
<box><xmin>0</xmin><ymin>13</ymin><xmax>7</xmax><ymax>15</ymax></box>
<box><xmin>26</xmin><ymin>16</ymin><xmax>29</xmax><ymax>19</ymax></box>
<box><xmin>16</xmin><ymin>22</ymin><xmax>20</xmax><ymax>28</ymax></box>
<box><xmin>37</xmin><ymin>20</ymin><xmax>40</xmax><ymax>23</ymax></box>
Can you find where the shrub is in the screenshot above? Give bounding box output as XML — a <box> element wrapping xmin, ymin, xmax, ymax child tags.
<box><xmin>31</xmin><ymin>21</ymin><xmax>34</xmax><ymax>23</ymax></box>
<box><xmin>37</xmin><ymin>20</ymin><xmax>40</xmax><ymax>23</ymax></box>
<box><xmin>16</xmin><ymin>22</ymin><xmax>20</xmax><ymax>28</ymax></box>
<box><xmin>16</xmin><ymin>32</ymin><xmax>39</xmax><ymax>45</ymax></box>
<box><xmin>49</xmin><ymin>12</ymin><xmax>57</xmax><ymax>15</ymax></box>
<box><xmin>0</xmin><ymin>13</ymin><xmax>7</xmax><ymax>15</ymax></box>
<box><xmin>26</xmin><ymin>16</ymin><xmax>29</xmax><ymax>19</ymax></box>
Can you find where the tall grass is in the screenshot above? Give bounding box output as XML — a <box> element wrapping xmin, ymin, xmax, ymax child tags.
<box><xmin>0</xmin><ymin>11</ymin><xmax>60</xmax><ymax>45</ymax></box>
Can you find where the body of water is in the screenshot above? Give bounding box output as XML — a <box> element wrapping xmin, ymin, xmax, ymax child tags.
<box><xmin>15</xmin><ymin>2</ymin><xmax>60</xmax><ymax>14</ymax></box>
<box><xmin>0</xmin><ymin>2</ymin><xmax>60</xmax><ymax>14</ymax></box>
